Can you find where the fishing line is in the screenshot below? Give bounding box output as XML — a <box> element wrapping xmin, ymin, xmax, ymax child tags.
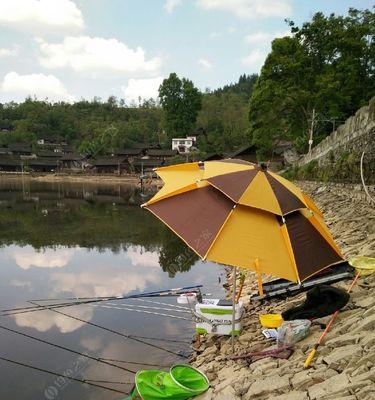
<box><xmin>0</xmin><ymin>324</ymin><xmax>136</xmax><ymax>374</ymax></box>
<box><xmin>84</xmin><ymin>379</ymin><xmax>133</xmax><ymax>385</ymax></box>
<box><xmin>104</xmin><ymin>302</ymin><xmax>191</xmax><ymax>314</ymax></box>
<box><xmin>0</xmin><ymin>356</ymin><xmax>126</xmax><ymax>395</ymax></box>
<box><xmin>29</xmin><ymin>301</ymin><xmax>188</xmax><ymax>359</ymax></box>
<box><xmin>91</xmin><ymin>304</ymin><xmax>191</xmax><ymax>321</ymax></box>
<box><xmin>134</xmin><ymin>298</ymin><xmax>191</xmax><ymax>310</ymax></box>
<box><xmin>99</xmin><ymin>358</ymin><xmax>171</xmax><ymax>368</ymax></box>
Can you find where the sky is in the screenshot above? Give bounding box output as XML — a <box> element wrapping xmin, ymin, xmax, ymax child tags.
<box><xmin>0</xmin><ymin>0</ymin><xmax>372</xmax><ymax>104</ymax></box>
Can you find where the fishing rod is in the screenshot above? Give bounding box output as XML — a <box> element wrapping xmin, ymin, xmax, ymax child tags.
<box><xmin>102</xmin><ymin>302</ymin><xmax>191</xmax><ymax>314</ymax></box>
<box><xmin>31</xmin><ymin>285</ymin><xmax>203</xmax><ymax>303</ymax></box>
<box><xmin>0</xmin><ymin>324</ymin><xmax>137</xmax><ymax>374</ymax></box>
<box><xmin>0</xmin><ymin>356</ymin><xmax>126</xmax><ymax>395</ymax></box>
<box><xmin>0</xmin><ymin>285</ymin><xmax>203</xmax><ymax>317</ymax></box>
<box><xmin>29</xmin><ymin>301</ymin><xmax>188</xmax><ymax>359</ymax></box>
<box><xmin>90</xmin><ymin>304</ymin><xmax>191</xmax><ymax>321</ymax></box>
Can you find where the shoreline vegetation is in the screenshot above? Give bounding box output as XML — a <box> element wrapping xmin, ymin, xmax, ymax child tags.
<box><xmin>192</xmin><ymin>181</ymin><xmax>375</xmax><ymax>400</ymax></box>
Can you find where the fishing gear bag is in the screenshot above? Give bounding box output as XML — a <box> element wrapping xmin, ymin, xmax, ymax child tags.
<box><xmin>125</xmin><ymin>364</ymin><xmax>209</xmax><ymax>400</ymax></box>
<box><xmin>282</xmin><ymin>284</ymin><xmax>350</xmax><ymax>320</ymax></box>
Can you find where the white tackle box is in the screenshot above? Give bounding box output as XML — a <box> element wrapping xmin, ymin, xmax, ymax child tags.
<box><xmin>195</xmin><ymin>299</ymin><xmax>243</xmax><ymax>336</ymax></box>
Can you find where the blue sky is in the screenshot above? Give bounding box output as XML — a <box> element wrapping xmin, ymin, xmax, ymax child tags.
<box><xmin>0</xmin><ymin>0</ymin><xmax>372</xmax><ymax>103</ymax></box>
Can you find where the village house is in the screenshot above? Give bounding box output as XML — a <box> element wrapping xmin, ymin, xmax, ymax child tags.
<box><xmin>60</xmin><ymin>154</ymin><xmax>84</xmax><ymax>171</ymax></box>
<box><xmin>92</xmin><ymin>157</ymin><xmax>128</xmax><ymax>174</ymax></box>
<box><xmin>171</xmin><ymin>137</ymin><xmax>198</xmax><ymax>154</ymax></box>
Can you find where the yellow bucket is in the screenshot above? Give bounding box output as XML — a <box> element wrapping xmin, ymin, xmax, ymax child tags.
<box><xmin>259</xmin><ymin>314</ymin><xmax>284</xmax><ymax>328</ymax></box>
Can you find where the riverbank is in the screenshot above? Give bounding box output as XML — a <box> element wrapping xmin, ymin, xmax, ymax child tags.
<box><xmin>193</xmin><ymin>181</ymin><xmax>375</xmax><ymax>400</ymax></box>
<box><xmin>0</xmin><ymin>172</ymin><xmax>161</xmax><ymax>187</ymax></box>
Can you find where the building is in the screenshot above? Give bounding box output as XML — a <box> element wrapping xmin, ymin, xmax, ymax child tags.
<box><xmin>146</xmin><ymin>149</ymin><xmax>178</xmax><ymax>162</ymax></box>
<box><xmin>227</xmin><ymin>144</ymin><xmax>258</xmax><ymax>163</ymax></box>
<box><xmin>0</xmin><ymin>155</ymin><xmax>23</xmax><ymax>172</ymax></box>
<box><xmin>112</xmin><ymin>148</ymin><xmax>144</xmax><ymax>159</ymax></box>
<box><xmin>92</xmin><ymin>157</ymin><xmax>128</xmax><ymax>174</ymax></box>
<box><xmin>172</xmin><ymin>137</ymin><xmax>197</xmax><ymax>154</ymax></box>
<box><xmin>26</xmin><ymin>157</ymin><xmax>59</xmax><ymax>172</ymax></box>
<box><xmin>8</xmin><ymin>143</ymin><xmax>33</xmax><ymax>157</ymax></box>
<box><xmin>60</xmin><ymin>154</ymin><xmax>83</xmax><ymax>171</ymax></box>
<box><xmin>131</xmin><ymin>158</ymin><xmax>163</xmax><ymax>173</ymax></box>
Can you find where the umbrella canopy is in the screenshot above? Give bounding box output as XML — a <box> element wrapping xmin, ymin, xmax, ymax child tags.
<box><xmin>146</xmin><ymin>160</ymin><xmax>321</xmax><ymax>216</ymax></box>
<box><xmin>142</xmin><ymin>159</ymin><xmax>343</xmax><ymax>283</ymax></box>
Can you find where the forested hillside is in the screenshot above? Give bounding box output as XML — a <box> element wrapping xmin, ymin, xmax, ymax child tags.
<box><xmin>0</xmin><ymin>74</ymin><xmax>257</xmax><ymax>156</ymax></box>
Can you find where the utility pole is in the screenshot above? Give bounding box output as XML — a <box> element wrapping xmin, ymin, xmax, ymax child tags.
<box><xmin>308</xmin><ymin>108</ymin><xmax>316</xmax><ymax>154</ymax></box>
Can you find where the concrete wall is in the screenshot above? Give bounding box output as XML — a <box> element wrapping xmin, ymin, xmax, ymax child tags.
<box><xmin>296</xmin><ymin>97</ymin><xmax>375</xmax><ymax>183</ymax></box>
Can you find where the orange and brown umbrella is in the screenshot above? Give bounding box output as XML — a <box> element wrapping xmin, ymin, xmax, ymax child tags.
<box><xmin>142</xmin><ymin>159</ymin><xmax>343</xmax><ymax>286</ymax></box>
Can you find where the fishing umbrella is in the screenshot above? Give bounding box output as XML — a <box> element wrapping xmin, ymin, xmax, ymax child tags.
<box><xmin>142</xmin><ymin>159</ymin><xmax>343</xmax><ymax>349</ymax></box>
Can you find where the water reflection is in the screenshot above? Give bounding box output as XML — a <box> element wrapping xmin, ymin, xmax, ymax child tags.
<box><xmin>0</xmin><ymin>177</ymin><xmax>225</xmax><ymax>400</ymax></box>
<box><xmin>7</xmin><ymin>245</ymin><xmax>76</xmax><ymax>269</ymax></box>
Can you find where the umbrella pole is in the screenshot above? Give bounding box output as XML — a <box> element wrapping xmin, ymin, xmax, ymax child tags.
<box><xmin>231</xmin><ymin>266</ymin><xmax>237</xmax><ymax>354</ymax></box>
<box><xmin>255</xmin><ymin>257</ymin><xmax>264</xmax><ymax>297</ymax></box>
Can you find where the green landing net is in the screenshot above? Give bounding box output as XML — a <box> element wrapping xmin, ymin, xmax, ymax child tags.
<box><xmin>124</xmin><ymin>364</ymin><xmax>209</xmax><ymax>400</ymax></box>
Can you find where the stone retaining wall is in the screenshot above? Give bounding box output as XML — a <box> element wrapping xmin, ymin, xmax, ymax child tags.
<box><xmin>295</xmin><ymin>97</ymin><xmax>375</xmax><ymax>184</ymax></box>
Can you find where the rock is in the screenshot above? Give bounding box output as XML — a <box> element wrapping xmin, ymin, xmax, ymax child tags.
<box><xmin>195</xmin><ymin>388</ymin><xmax>213</xmax><ymax>400</ymax></box>
<box><xmin>290</xmin><ymin>370</ymin><xmax>313</xmax><ymax>390</ymax></box>
<box><xmin>308</xmin><ymin>373</ymin><xmax>349</xmax><ymax>399</ymax></box>
<box><xmin>213</xmin><ymin>385</ymin><xmax>239</xmax><ymax>400</ymax></box>
<box><xmin>322</xmin><ymin>344</ymin><xmax>362</xmax><ymax>371</ymax></box>
<box><xmin>325</xmin><ymin>332</ymin><xmax>363</xmax><ymax>348</ymax></box>
<box><xmin>206</xmin><ymin>371</ymin><xmax>217</xmax><ymax>382</ymax></box>
<box><xmin>352</xmin><ymin>313</ymin><xmax>375</xmax><ymax>333</ymax></box>
<box><xmin>245</xmin><ymin>375</ymin><xmax>291</xmax><ymax>398</ymax></box>
<box><xmin>273</xmin><ymin>391</ymin><xmax>309</xmax><ymax>400</ymax></box>
<box><xmin>349</xmin><ymin>368</ymin><xmax>375</xmax><ymax>383</ymax></box>
<box><xmin>360</xmin><ymin>331</ymin><xmax>375</xmax><ymax>349</ymax></box>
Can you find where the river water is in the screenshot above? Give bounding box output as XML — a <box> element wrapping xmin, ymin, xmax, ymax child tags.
<box><xmin>0</xmin><ymin>177</ymin><xmax>226</xmax><ymax>400</ymax></box>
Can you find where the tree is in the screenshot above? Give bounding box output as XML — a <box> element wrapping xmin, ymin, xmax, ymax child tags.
<box><xmin>248</xmin><ymin>8</ymin><xmax>374</xmax><ymax>156</ymax></box>
<box><xmin>158</xmin><ymin>73</ymin><xmax>202</xmax><ymax>139</ymax></box>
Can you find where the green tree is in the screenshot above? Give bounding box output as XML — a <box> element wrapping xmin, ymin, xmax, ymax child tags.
<box><xmin>158</xmin><ymin>73</ymin><xmax>202</xmax><ymax>138</ymax></box>
<box><xmin>249</xmin><ymin>8</ymin><xmax>374</xmax><ymax>156</ymax></box>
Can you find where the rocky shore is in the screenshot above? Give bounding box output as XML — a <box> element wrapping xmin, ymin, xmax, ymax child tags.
<box><xmin>192</xmin><ymin>181</ymin><xmax>375</xmax><ymax>400</ymax></box>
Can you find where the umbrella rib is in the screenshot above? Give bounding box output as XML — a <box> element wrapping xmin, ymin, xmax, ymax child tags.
<box><xmin>280</xmin><ymin>223</ymin><xmax>300</xmax><ymax>284</ymax></box>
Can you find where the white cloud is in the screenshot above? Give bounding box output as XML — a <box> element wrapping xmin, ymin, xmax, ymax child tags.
<box><xmin>13</xmin><ymin>307</ymin><xmax>93</xmax><ymax>333</ymax></box>
<box><xmin>245</xmin><ymin>30</ymin><xmax>291</xmax><ymax>44</ymax></box>
<box><xmin>121</xmin><ymin>76</ymin><xmax>163</xmax><ymax>102</ymax></box>
<box><xmin>242</xmin><ymin>49</ymin><xmax>267</xmax><ymax>70</ymax></box>
<box><xmin>1</xmin><ymin>71</ymin><xmax>75</xmax><ymax>103</ymax></box>
<box><xmin>0</xmin><ymin>0</ymin><xmax>84</xmax><ymax>32</ymax></box>
<box><xmin>196</xmin><ymin>0</ymin><xmax>291</xmax><ymax>19</ymax></box>
<box><xmin>198</xmin><ymin>58</ymin><xmax>213</xmax><ymax>69</ymax></box>
<box><xmin>127</xmin><ymin>246</ymin><xmax>160</xmax><ymax>267</ymax></box>
<box><xmin>9</xmin><ymin>247</ymin><xmax>75</xmax><ymax>269</ymax></box>
<box><xmin>37</xmin><ymin>36</ymin><xmax>161</xmax><ymax>75</ymax></box>
<box><xmin>0</xmin><ymin>45</ymin><xmax>19</xmax><ymax>57</ymax></box>
<box><xmin>164</xmin><ymin>0</ymin><xmax>183</xmax><ymax>13</ymax></box>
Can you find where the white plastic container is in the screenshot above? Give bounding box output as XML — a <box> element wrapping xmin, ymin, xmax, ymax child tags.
<box><xmin>195</xmin><ymin>299</ymin><xmax>243</xmax><ymax>336</ymax></box>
